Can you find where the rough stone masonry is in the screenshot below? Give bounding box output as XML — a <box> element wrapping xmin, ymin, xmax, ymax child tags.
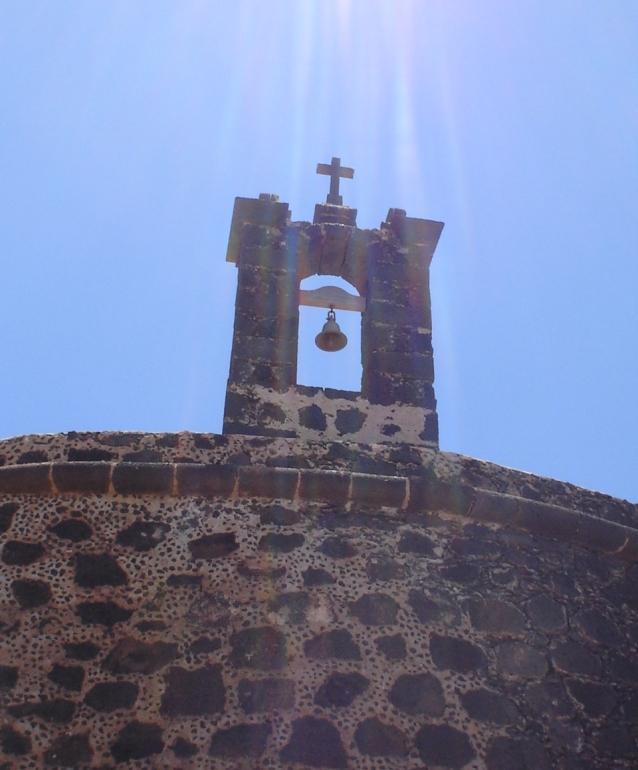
<box><xmin>0</xmin><ymin>184</ymin><xmax>637</xmax><ymax>769</ymax></box>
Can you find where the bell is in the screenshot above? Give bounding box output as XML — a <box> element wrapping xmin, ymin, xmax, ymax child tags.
<box><xmin>315</xmin><ymin>307</ymin><xmax>348</xmax><ymax>352</ymax></box>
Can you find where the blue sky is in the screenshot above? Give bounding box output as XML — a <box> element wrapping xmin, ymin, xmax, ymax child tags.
<box><xmin>1</xmin><ymin>1</ymin><xmax>636</xmax><ymax>502</ymax></box>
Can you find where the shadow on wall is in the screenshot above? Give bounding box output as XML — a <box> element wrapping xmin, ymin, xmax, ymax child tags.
<box><xmin>297</xmin><ymin>276</ymin><xmax>362</xmax><ymax>392</ymax></box>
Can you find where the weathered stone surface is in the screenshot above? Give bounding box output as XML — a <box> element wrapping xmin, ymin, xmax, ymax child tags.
<box><xmin>258</xmin><ymin>532</ymin><xmax>305</xmax><ymax>552</ymax></box>
<box><xmin>74</xmin><ymin>553</ymin><xmax>127</xmax><ymax>588</ymax></box>
<box><xmin>103</xmin><ymin>637</ymin><xmax>178</xmax><ymax>674</ymax></box>
<box><xmin>409</xmin><ymin>590</ymin><xmax>460</xmax><ymax>625</ymax></box>
<box><xmin>44</xmin><ymin>733</ymin><xmax>92</xmax><ymax>767</ymax></box>
<box><xmin>269</xmin><ymin>592</ymin><xmax>310</xmax><ymax>624</ymax></box>
<box><xmin>12</xmin><ymin>578</ymin><xmax>51</xmax><ymax>608</ymax></box>
<box><xmin>260</xmin><ymin>505</ymin><xmax>301</xmax><ymax>526</ymax></box>
<box><xmin>375</xmin><ymin>633</ymin><xmax>406</xmax><ymax>660</ymax></box>
<box><xmin>230</xmin><ymin>626</ymin><xmax>287</xmax><ymax>669</ymax></box>
<box><xmin>116</xmin><ymin>520</ymin><xmax>170</xmax><ymax>551</ymax></box>
<box><xmin>430</xmin><ymin>633</ymin><xmax>487</xmax><ymax>673</ymax></box>
<box><xmin>460</xmin><ymin>688</ymin><xmax>518</xmax><ymax>724</ymax></box>
<box><xmin>468</xmin><ymin>597</ymin><xmax>526</xmax><ymax>634</ymax></box>
<box><xmin>299</xmin><ymin>404</ymin><xmax>327</xmax><ymax>431</ymax></box>
<box><xmin>350</xmin><ymin>592</ymin><xmax>399</xmax><ymax>625</ymax></box>
<box><xmin>76</xmin><ymin>600</ymin><xmax>132</xmax><ymax>627</ymax></box>
<box><xmin>0</xmin><ymin>725</ymin><xmax>31</xmax><ymax>755</ymax></box>
<box><xmin>398</xmin><ymin>529</ymin><xmax>435</xmax><ymax>555</ymax></box>
<box><xmin>48</xmin><ymin>518</ymin><xmax>92</xmax><ymax>541</ymax></box>
<box><xmin>366</xmin><ymin>554</ymin><xmax>407</xmax><ymax>581</ymax></box>
<box><xmin>2</xmin><ymin>540</ymin><xmax>44</xmax><ymax>565</ymax></box>
<box><xmin>48</xmin><ymin>664</ymin><xmax>84</xmax><ymax>692</ymax></box>
<box><xmin>0</xmin><ymin>502</ymin><xmax>18</xmax><ymax>533</ymax></box>
<box><xmin>303</xmin><ymin>567</ymin><xmax>335</xmax><ymax>586</ymax></box>
<box><xmin>8</xmin><ymin>699</ymin><xmax>76</xmax><ymax>724</ymax></box>
<box><xmin>567</xmin><ymin>680</ymin><xmax>618</xmax><ymax>717</ymax></box>
<box><xmin>171</xmin><ymin>737</ymin><xmax>198</xmax><ymax>758</ymax></box>
<box><xmin>485</xmin><ymin>736</ymin><xmax>552</xmax><ymax>770</ymax></box>
<box><xmin>161</xmin><ymin>665</ymin><xmax>225</xmax><ymax>716</ymax></box>
<box><xmin>110</xmin><ymin>721</ymin><xmax>164</xmax><ymax>762</ymax></box>
<box><xmin>304</xmin><ymin>629</ymin><xmax>361</xmax><ymax>660</ymax></box>
<box><xmin>189</xmin><ymin>532</ymin><xmax>238</xmax><ymax>559</ymax></box>
<box><xmin>440</xmin><ymin>562</ymin><xmax>481</xmax><ymax>583</ymax></box>
<box><xmin>189</xmin><ymin>636</ymin><xmax>221</xmax><ymax>654</ymax></box>
<box><xmin>496</xmin><ymin>641</ymin><xmax>548</xmax><ymax>679</ymax></box>
<box><xmin>415</xmin><ymin>724</ymin><xmax>476</xmax><ymax>768</ymax></box>
<box><xmin>209</xmin><ymin>722</ymin><xmax>272</xmax><ymax>758</ymax></box>
<box><xmin>526</xmin><ymin>595</ymin><xmax>567</xmax><ymax>632</ymax></box>
<box><xmin>85</xmin><ymin>681</ymin><xmax>139</xmax><ymax>712</ymax></box>
<box><xmin>574</xmin><ymin>608</ymin><xmax>623</xmax><ymax>647</ymax></box>
<box><xmin>320</xmin><ymin>536</ymin><xmax>357</xmax><ymax>558</ymax></box>
<box><xmin>335</xmin><ymin>407</ymin><xmax>366</xmax><ymax>435</ymax></box>
<box><xmin>593</xmin><ymin>726</ymin><xmax>638</xmax><ymax>758</ymax></box>
<box><xmin>354</xmin><ymin>717</ymin><xmax>409</xmax><ymax>757</ymax></box>
<box><xmin>550</xmin><ymin>640</ymin><xmax>601</xmax><ymax>676</ymax></box>
<box><xmin>525</xmin><ymin>679</ymin><xmax>575</xmax><ymax>719</ymax></box>
<box><xmin>280</xmin><ymin>716</ymin><xmax>348</xmax><ymax>768</ymax></box>
<box><xmin>315</xmin><ymin>672</ymin><xmax>369</xmax><ymax>707</ymax></box>
<box><xmin>238</xmin><ymin>677</ymin><xmax>295</xmax><ymax>712</ymax></box>
<box><xmin>64</xmin><ymin>641</ymin><xmax>100</xmax><ymax>661</ymax></box>
<box><xmin>389</xmin><ymin>672</ymin><xmax>445</xmax><ymax>715</ymax></box>
<box><xmin>0</xmin><ymin>665</ymin><xmax>18</xmax><ymax>689</ymax></box>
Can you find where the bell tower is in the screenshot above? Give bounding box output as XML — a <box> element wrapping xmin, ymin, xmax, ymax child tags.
<box><xmin>223</xmin><ymin>159</ymin><xmax>444</xmax><ymax>446</ymax></box>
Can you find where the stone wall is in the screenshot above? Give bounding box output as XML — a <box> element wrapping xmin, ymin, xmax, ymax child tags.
<box><xmin>1</xmin><ymin>432</ymin><xmax>637</xmax><ymax>769</ymax></box>
<box><xmin>223</xmin><ymin>196</ymin><xmax>443</xmax><ymax>446</ymax></box>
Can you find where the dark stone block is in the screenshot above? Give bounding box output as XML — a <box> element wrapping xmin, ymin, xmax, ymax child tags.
<box><xmin>136</xmin><ymin>620</ymin><xmax>167</xmax><ymax>632</ymax></box>
<box><xmin>176</xmin><ymin>463</ymin><xmax>236</xmax><ymax>497</ymax></box>
<box><xmin>594</xmin><ymin>727</ymin><xmax>638</xmax><ymax>758</ymax></box>
<box><xmin>525</xmin><ymin>679</ymin><xmax>574</xmax><ymax>719</ymax></box>
<box><xmin>299</xmin><ymin>404</ymin><xmax>327</xmax><ymax>431</ymax></box>
<box><xmin>408</xmin><ymin>476</ymin><xmax>473</xmax><ymax>516</ymax></box>
<box><xmin>574</xmin><ymin>609</ymin><xmax>623</xmax><ymax>647</ymax></box>
<box><xmin>18</xmin><ymin>449</ymin><xmax>48</xmax><ymax>463</ymax></box>
<box><xmin>280</xmin><ymin>716</ymin><xmax>348</xmax><ymax>769</ymax></box>
<box><xmin>608</xmin><ymin>651</ymin><xmax>638</xmax><ymax>682</ymax></box>
<box><xmin>381</xmin><ymin>424</ymin><xmax>401</xmax><ymax>436</ymax></box>
<box><xmin>430</xmin><ymin>634</ymin><xmax>487</xmax><ymax>673</ymax></box>
<box><xmin>441</xmin><ymin>563</ymin><xmax>481</xmax><ymax>584</ymax></box>
<box><xmin>166</xmin><ymin>572</ymin><xmax>203</xmax><ymax>588</ymax></box>
<box><xmin>420</xmin><ymin>412</ymin><xmax>439</xmax><ymax>442</ymax></box>
<box><xmin>110</xmin><ymin>721</ymin><xmax>164</xmax><ymax>762</ymax></box>
<box><xmin>44</xmin><ymin>733</ymin><xmax>92</xmax><ymax>767</ymax></box>
<box><xmin>351</xmin><ymin>474</ymin><xmax>406</xmax><ymax>507</ymax></box>
<box><xmin>122</xmin><ymin>449</ymin><xmax>163</xmax><ymax>463</ymax></box>
<box><xmin>48</xmin><ymin>664</ymin><xmax>84</xmax><ymax>692</ymax></box>
<box><xmin>103</xmin><ymin>637</ymin><xmax>178</xmax><ymax>674</ymax></box>
<box><xmin>303</xmin><ymin>567</ymin><xmax>335</xmax><ymax>586</ymax></box>
<box><xmin>161</xmin><ymin>664</ymin><xmax>225</xmax><ymax>716</ymax></box>
<box><xmin>238</xmin><ymin>465</ymin><xmax>298</xmax><ymax>499</ymax></box>
<box><xmin>415</xmin><ymin>724</ymin><xmax>475</xmax><ymax>769</ymax></box>
<box><xmin>68</xmin><ymin>447</ymin><xmax>115</xmax><ymax>461</ymax></box>
<box><xmin>354</xmin><ymin>717</ymin><xmax>408</xmax><ymax>757</ymax></box>
<box><xmin>49</xmin><ymin>518</ymin><xmax>92</xmax><ymax>541</ymax></box>
<box><xmin>8</xmin><ymin>699</ymin><xmax>76</xmax><ymax>724</ymax></box>
<box><xmin>269</xmin><ymin>592</ymin><xmax>310</xmax><ymax>625</ymax></box>
<box><xmin>314</xmin><ymin>672</ymin><xmax>369</xmax><ymax>708</ymax></box>
<box><xmin>0</xmin><ymin>502</ymin><xmax>18</xmax><ymax>533</ymax></box>
<box><xmin>0</xmin><ymin>725</ymin><xmax>31</xmax><ymax>756</ymax></box>
<box><xmin>320</xmin><ymin>536</ymin><xmax>357</xmax><ymax>558</ymax></box>
<box><xmin>112</xmin><ymin>463</ymin><xmax>172</xmax><ymax>495</ymax></box>
<box><xmin>64</xmin><ymin>641</ymin><xmax>100</xmax><ymax>661</ymax></box>
<box><xmin>468</xmin><ymin>598</ymin><xmax>526</xmax><ymax>635</ymax></box>
<box><xmin>334</xmin><ymin>408</ymin><xmax>366</xmax><ymax>435</ymax></box>
<box><xmin>259</xmin><ymin>532</ymin><xmax>305</xmax><ymax>553</ymax></box>
<box><xmin>189</xmin><ymin>532</ymin><xmax>238</xmax><ymax>559</ymax></box>
<box><xmin>85</xmin><ymin>681</ymin><xmax>139</xmax><ymax>712</ymax></box>
<box><xmin>52</xmin><ymin>462</ymin><xmax>111</xmax><ymax>493</ymax></box>
<box><xmin>171</xmin><ymin>737</ymin><xmax>198</xmax><ymax>758</ymax></box>
<box><xmin>460</xmin><ymin>688</ymin><xmax>518</xmax><ymax>724</ymax></box>
<box><xmin>375</xmin><ymin>634</ymin><xmax>406</xmax><ymax>660</ymax></box>
<box><xmin>2</xmin><ymin>540</ymin><xmax>45</xmax><ymax>565</ymax></box>
<box><xmin>209</xmin><ymin>722</ymin><xmax>272</xmax><ymax>759</ymax></box>
<box><xmin>237</xmin><ymin>561</ymin><xmax>286</xmax><ymax>580</ymax></box>
<box><xmin>260</xmin><ymin>505</ymin><xmax>301</xmax><ymax>526</ymax></box>
<box><xmin>238</xmin><ymin>677</ymin><xmax>295</xmax><ymax>713</ymax></box>
<box><xmin>116</xmin><ymin>520</ymin><xmax>170</xmax><ymax>551</ymax></box>
<box><xmin>0</xmin><ymin>463</ymin><xmax>50</xmax><ymax>493</ymax></box>
<box><xmin>408</xmin><ymin>591</ymin><xmax>460</xmax><ymax>626</ymax></box>
<box><xmin>526</xmin><ymin>595</ymin><xmax>566</xmax><ymax>632</ymax></box>
<box><xmin>550</xmin><ymin>640</ymin><xmax>601</xmax><ymax>677</ymax></box>
<box><xmin>389</xmin><ymin>673</ymin><xmax>445</xmax><ymax>716</ymax></box>
<box><xmin>367</xmin><ymin>351</ymin><xmax>434</xmax><ymax>381</ymax></box>
<box><xmin>0</xmin><ymin>665</ymin><xmax>18</xmax><ymax>689</ymax></box>
<box><xmin>189</xmin><ymin>636</ymin><xmax>221</xmax><ymax>654</ymax></box>
<box><xmin>485</xmin><ymin>736</ymin><xmax>552</xmax><ymax>770</ymax></box>
<box><xmin>230</xmin><ymin>626</ymin><xmax>287</xmax><ymax>670</ymax></box>
<box><xmin>497</xmin><ymin>641</ymin><xmax>548</xmax><ymax>679</ymax></box>
<box><xmin>366</xmin><ymin>555</ymin><xmax>407</xmax><ymax>581</ymax></box>
<box><xmin>12</xmin><ymin>578</ymin><xmax>52</xmax><ymax>608</ymax></box>
<box><xmin>350</xmin><ymin>593</ymin><xmax>399</xmax><ymax>626</ymax></box>
<box><xmin>74</xmin><ymin>553</ymin><xmax>127</xmax><ymax>588</ymax></box>
<box><xmin>398</xmin><ymin>529</ymin><xmax>435</xmax><ymax>556</ymax></box>
<box><xmin>566</xmin><ymin>680</ymin><xmax>617</xmax><ymax>717</ymax></box>
<box><xmin>229</xmin><ymin>358</ymin><xmax>295</xmax><ymax>391</ymax></box>
<box><xmin>299</xmin><ymin>470</ymin><xmax>350</xmax><ymax>504</ymax></box>
<box><xmin>77</xmin><ymin>601</ymin><xmax>132</xmax><ymax>628</ymax></box>
<box><xmin>304</xmin><ymin>629</ymin><xmax>361</xmax><ymax>660</ymax></box>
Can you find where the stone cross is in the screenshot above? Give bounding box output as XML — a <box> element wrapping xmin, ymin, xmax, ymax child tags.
<box><xmin>316</xmin><ymin>156</ymin><xmax>354</xmax><ymax>206</ymax></box>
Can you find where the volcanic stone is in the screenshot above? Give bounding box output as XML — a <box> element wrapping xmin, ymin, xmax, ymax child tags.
<box><xmin>260</xmin><ymin>505</ymin><xmax>301</xmax><ymax>526</ymax></box>
<box><xmin>103</xmin><ymin>637</ymin><xmax>178</xmax><ymax>675</ymax></box>
<box><xmin>460</xmin><ymin>688</ymin><xmax>518</xmax><ymax>724</ymax></box>
<box><xmin>0</xmin><ymin>665</ymin><xmax>18</xmax><ymax>689</ymax></box>
<box><xmin>44</xmin><ymin>733</ymin><xmax>92</xmax><ymax>767</ymax></box>
<box><xmin>496</xmin><ymin>641</ymin><xmax>548</xmax><ymax>678</ymax></box>
<box><xmin>320</xmin><ymin>536</ymin><xmax>357</xmax><ymax>558</ymax></box>
<box><xmin>76</xmin><ymin>601</ymin><xmax>132</xmax><ymax>628</ymax></box>
<box><xmin>375</xmin><ymin>634</ymin><xmax>407</xmax><ymax>660</ymax></box>
<box><xmin>304</xmin><ymin>629</ymin><xmax>361</xmax><ymax>660</ymax></box>
<box><xmin>280</xmin><ymin>716</ymin><xmax>348</xmax><ymax>768</ymax></box>
<box><xmin>8</xmin><ymin>699</ymin><xmax>76</xmax><ymax>724</ymax></box>
<box><xmin>485</xmin><ymin>736</ymin><xmax>551</xmax><ymax>770</ymax></box>
<box><xmin>230</xmin><ymin>626</ymin><xmax>287</xmax><ymax>669</ymax></box>
<box><xmin>269</xmin><ymin>592</ymin><xmax>310</xmax><ymax>624</ymax></box>
<box><xmin>335</xmin><ymin>407</ymin><xmax>366</xmax><ymax>435</ymax></box>
<box><xmin>110</xmin><ymin>721</ymin><xmax>164</xmax><ymax>762</ymax></box>
<box><xmin>12</xmin><ymin>579</ymin><xmax>52</xmax><ymax>609</ymax></box>
<box><xmin>161</xmin><ymin>665</ymin><xmax>225</xmax><ymax>715</ymax></box>
<box><xmin>303</xmin><ymin>567</ymin><xmax>335</xmax><ymax>586</ymax></box>
<box><xmin>49</xmin><ymin>518</ymin><xmax>92</xmax><ymax>541</ymax></box>
<box><xmin>389</xmin><ymin>673</ymin><xmax>445</xmax><ymax>716</ymax></box>
<box><xmin>74</xmin><ymin>553</ymin><xmax>127</xmax><ymax>588</ymax></box>
<box><xmin>238</xmin><ymin>677</ymin><xmax>295</xmax><ymax>713</ymax></box>
<box><xmin>209</xmin><ymin>723</ymin><xmax>272</xmax><ymax>758</ymax></box>
<box><xmin>430</xmin><ymin>634</ymin><xmax>487</xmax><ymax>673</ymax></box>
<box><xmin>350</xmin><ymin>593</ymin><xmax>399</xmax><ymax>625</ymax></box>
<box><xmin>64</xmin><ymin>641</ymin><xmax>100</xmax><ymax>661</ymax></box>
<box><xmin>48</xmin><ymin>664</ymin><xmax>84</xmax><ymax>692</ymax></box>
<box><xmin>354</xmin><ymin>718</ymin><xmax>408</xmax><ymax>757</ymax></box>
<box><xmin>314</xmin><ymin>672</ymin><xmax>369</xmax><ymax>707</ymax></box>
<box><xmin>398</xmin><ymin>530</ymin><xmax>435</xmax><ymax>556</ymax></box>
<box><xmin>189</xmin><ymin>532</ymin><xmax>238</xmax><ymax>559</ymax></box>
<box><xmin>415</xmin><ymin>724</ymin><xmax>476</xmax><ymax>769</ymax></box>
<box><xmin>116</xmin><ymin>520</ymin><xmax>170</xmax><ymax>551</ymax></box>
<box><xmin>468</xmin><ymin>597</ymin><xmax>526</xmax><ymax>634</ymax></box>
<box><xmin>258</xmin><ymin>532</ymin><xmax>305</xmax><ymax>553</ymax></box>
<box><xmin>85</xmin><ymin>681</ymin><xmax>139</xmax><ymax>712</ymax></box>
<box><xmin>574</xmin><ymin>609</ymin><xmax>623</xmax><ymax>647</ymax></box>
<box><xmin>2</xmin><ymin>540</ymin><xmax>44</xmax><ymax>565</ymax></box>
<box><xmin>550</xmin><ymin>640</ymin><xmax>601</xmax><ymax>677</ymax></box>
<box><xmin>0</xmin><ymin>502</ymin><xmax>18</xmax><ymax>533</ymax></box>
<box><xmin>566</xmin><ymin>680</ymin><xmax>618</xmax><ymax>717</ymax></box>
<box><xmin>171</xmin><ymin>737</ymin><xmax>198</xmax><ymax>758</ymax></box>
<box><xmin>0</xmin><ymin>725</ymin><xmax>31</xmax><ymax>756</ymax></box>
<box><xmin>299</xmin><ymin>404</ymin><xmax>327</xmax><ymax>431</ymax></box>
<box><xmin>366</xmin><ymin>555</ymin><xmax>407</xmax><ymax>581</ymax></box>
<box><xmin>409</xmin><ymin>590</ymin><xmax>460</xmax><ymax>625</ymax></box>
<box><xmin>526</xmin><ymin>595</ymin><xmax>567</xmax><ymax>632</ymax></box>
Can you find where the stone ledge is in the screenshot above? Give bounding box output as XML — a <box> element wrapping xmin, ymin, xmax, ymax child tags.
<box><xmin>0</xmin><ymin>462</ymin><xmax>636</xmax><ymax>562</ymax></box>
